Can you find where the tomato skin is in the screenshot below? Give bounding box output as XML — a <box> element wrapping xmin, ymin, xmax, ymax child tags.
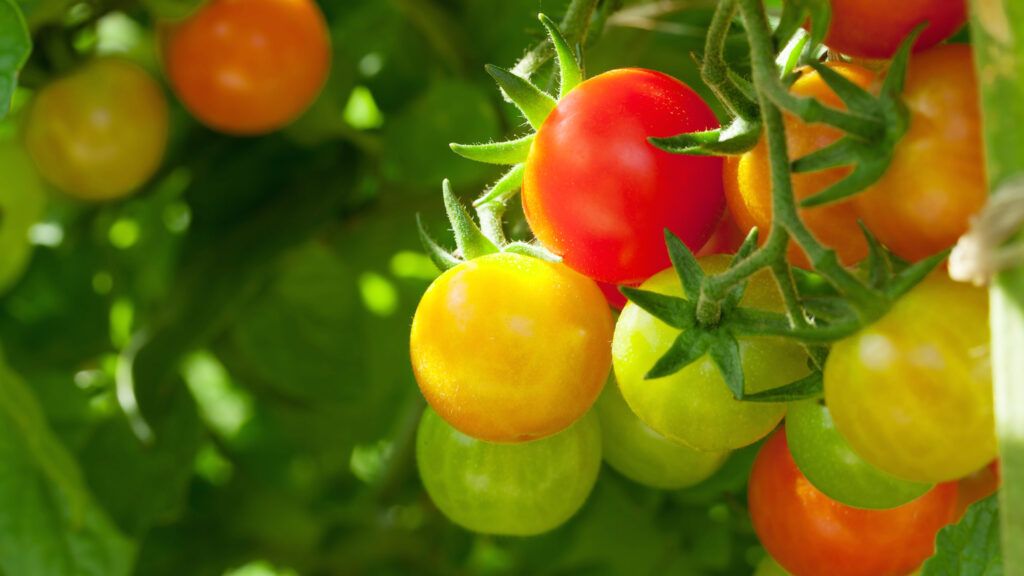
<box><xmin>825</xmin><ymin>273</ymin><xmax>995</xmax><ymax>483</ymax></box>
<box><xmin>162</xmin><ymin>0</ymin><xmax>330</xmax><ymax>135</ymax></box>
<box><xmin>595</xmin><ymin>378</ymin><xmax>728</xmax><ymax>490</ymax></box>
<box><xmin>785</xmin><ymin>400</ymin><xmax>931</xmax><ymax>509</ymax></box>
<box><xmin>24</xmin><ymin>58</ymin><xmax>168</xmax><ymax>201</ymax></box>
<box><xmin>416</xmin><ymin>407</ymin><xmax>601</xmax><ymax>536</ymax></box>
<box><xmin>955</xmin><ymin>460</ymin><xmax>1001</xmax><ymax>518</ymax></box>
<box><xmin>523</xmin><ymin>68</ymin><xmax>725</xmax><ymax>285</ymax></box>
<box><xmin>853</xmin><ymin>44</ymin><xmax>984</xmax><ymax>262</ymax></box>
<box><xmin>725</xmin><ymin>63</ymin><xmax>874</xmax><ymax>268</ymax></box>
<box><xmin>597</xmin><ymin>281</ymin><xmax>629</xmax><ymax>311</ymax></box>
<box><xmin>749</xmin><ymin>429</ymin><xmax>958</xmax><ymax>576</ymax></box>
<box><xmin>820</xmin><ymin>0</ymin><xmax>966</xmax><ymax>59</ymax></box>
<box><xmin>410</xmin><ymin>252</ymin><xmax>613</xmax><ymax>443</ymax></box>
<box><xmin>696</xmin><ymin>212</ymin><xmax>746</xmax><ymax>257</ymax></box>
<box><xmin>0</xmin><ymin>143</ymin><xmax>46</xmax><ymax>293</ymax></box>
<box><xmin>613</xmin><ymin>256</ymin><xmax>807</xmax><ymax>451</ymax></box>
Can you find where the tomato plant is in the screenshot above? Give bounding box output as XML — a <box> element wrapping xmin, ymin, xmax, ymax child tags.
<box><xmin>416</xmin><ymin>406</ymin><xmax>601</xmax><ymax>536</ymax></box>
<box><xmin>0</xmin><ymin>142</ymin><xmax>46</xmax><ymax>294</ymax></box>
<box><xmin>818</xmin><ymin>0</ymin><xmax>967</xmax><ymax>59</ymax></box>
<box><xmin>749</xmin><ymin>429</ymin><xmax>958</xmax><ymax>576</ymax></box>
<box><xmin>785</xmin><ymin>400</ymin><xmax>931</xmax><ymax>509</ymax></box>
<box><xmin>595</xmin><ymin>377</ymin><xmax>728</xmax><ymax>490</ymax></box>
<box><xmin>410</xmin><ymin>252</ymin><xmax>613</xmax><ymax>443</ymax></box>
<box><xmin>825</xmin><ymin>273</ymin><xmax>996</xmax><ymax>483</ymax></box>
<box><xmin>523</xmin><ymin>68</ymin><xmax>725</xmax><ymax>285</ymax></box>
<box><xmin>161</xmin><ymin>0</ymin><xmax>331</xmax><ymax>135</ymax></box>
<box><xmin>23</xmin><ymin>58</ymin><xmax>168</xmax><ymax>201</ymax></box>
<box><xmin>612</xmin><ymin>256</ymin><xmax>806</xmax><ymax>451</ymax></box>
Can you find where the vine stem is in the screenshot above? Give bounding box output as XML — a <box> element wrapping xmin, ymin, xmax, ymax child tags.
<box><xmin>511</xmin><ymin>0</ymin><xmax>601</xmax><ymax>79</ymax></box>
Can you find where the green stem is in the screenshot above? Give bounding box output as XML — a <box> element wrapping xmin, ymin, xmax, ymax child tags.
<box><xmin>770</xmin><ymin>260</ymin><xmax>828</xmax><ymax>369</ymax></box>
<box><xmin>476</xmin><ymin>202</ymin><xmax>507</xmax><ymax>247</ymax></box>
<box><xmin>699</xmin><ymin>0</ymin><xmax>759</xmax><ymax>121</ymax></box>
<box><xmin>512</xmin><ymin>0</ymin><xmax>601</xmax><ymax>78</ymax></box>
<box><xmin>968</xmin><ymin>0</ymin><xmax>1024</xmax><ymax>571</ymax></box>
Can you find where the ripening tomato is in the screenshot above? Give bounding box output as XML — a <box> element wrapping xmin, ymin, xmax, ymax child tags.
<box><xmin>825</xmin><ymin>273</ymin><xmax>995</xmax><ymax>483</ymax></box>
<box><xmin>410</xmin><ymin>252</ymin><xmax>613</xmax><ymax>443</ymax></box>
<box><xmin>161</xmin><ymin>0</ymin><xmax>331</xmax><ymax>135</ymax></box>
<box><xmin>956</xmin><ymin>460</ymin><xmax>1001</xmax><ymax>518</ymax></box>
<box><xmin>725</xmin><ymin>63</ymin><xmax>875</xmax><ymax>268</ymax></box>
<box><xmin>595</xmin><ymin>377</ymin><xmax>729</xmax><ymax>490</ymax></box>
<box><xmin>817</xmin><ymin>0</ymin><xmax>967</xmax><ymax>59</ymax></box>
<box><xmin>853</xmin><ymin>44</ymin><xmax>985</xmax><ymax>261</ymax></box>
<box><xmin>697</xmin><ymin>212</ymin><xmax>746</xmax><ymax>257</ymax></box>
<box><xmin>613</xmin><ymin>256</ymin><xmax>807</xmax><ymax>452</ymax></box>
<box><xmin>0</xmin><ymin>142</ymin><xmax>46</xmax><ymax>294</ymax></box>
<box><xmin>749</xmin><ymin>429</ymin><xmax>958</xmax><ymax>576</ymax></box>
<box><xmin>598</xmin><ymin>281</ymin><xmax>630</xmax><ymax>310</ymax></box>
<box><xmin>523</xmin><ymin>68</ymin><xmax>725</xmax><ymax>285</ymax></box>
<box><xmin>416</xmin><ymin>407</ymin><xmax>601</xmax><ymax>536</ymax></box>
<box><xmin>24</xmin><ymin>58</ymin><xmax>168</xmax><ymax>201</ymax></box>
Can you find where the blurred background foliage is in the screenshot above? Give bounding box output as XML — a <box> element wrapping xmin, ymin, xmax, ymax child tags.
<box><xmin>0</xmin><ymin>0</ymin><xmax>777</xmax><ymax>574</ymax></box>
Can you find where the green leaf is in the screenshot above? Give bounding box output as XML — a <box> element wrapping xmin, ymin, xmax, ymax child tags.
<box><xmin>416</xmin><ymin>214</ymin><xmax>461</xmax><ymax>271</ymax></box>
<box><xmin>619</xmin><ymin>287</ymin><xmax>695</xmax><ymax>330</ymax></box>
<box><xmin>743</xmin><ymin>371</ymin><xmax>823</xmax><ymax>402</ymax></box>
<box><xmin>442</xmin><ymin>179</ymin><xmax>499</xmax><ymax>260</ymax></box>
<box><xmin>0</xmin><ymin>0</ymin><xmax>30</xmax><ymax>120</ymax></box>
<box><xmin>485</xmin><ymin>64</ymin><xmax>557</xmax><ymax>129</ymax></box>
<box><xmin>138</xmin><ymin>0</ymin><xmax>204</xmax><ymax>20</ymax></box>
<box><xmin>921</xmin><ymin>495</ymin><xmax>1003</xmax><ymax>576</ymax></box>
<box><xmin>665</xmin><ymin>230</ymin><xmax>704</xmax><ymax>299</ymax></box>
<box><xmin>645</xmin><ymin>329</ymin><xmax>710</xmax><ymax>379</ymax></box>
<box><xmin>538</xmin><ymin>13</ymin><xmax>583</xmax><ymax>98</ymax></box>
<box><xmin>708</xmin><ymin>333</ymin><xmax>744</xmax><ymax>399</ymax></box>
<box><xmin>0</xmin><ymin>351</ymin><xmax>135</xmax><ymax>576</ymax></box>
<box><xmin>450</xmin><ymin>133</ymin><xmax>533</xmax><ymax>165</ymax></box>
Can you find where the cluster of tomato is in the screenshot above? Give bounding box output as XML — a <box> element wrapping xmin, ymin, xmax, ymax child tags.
<box><xmin>410</xmin><ymin>1</ymin><xmax>1000</xmax><ymax>575</ymax></box>
<box><xmin>1</xmin><ymin>0</ymin><xmax>330</xmax><ymax>293</ymax></box>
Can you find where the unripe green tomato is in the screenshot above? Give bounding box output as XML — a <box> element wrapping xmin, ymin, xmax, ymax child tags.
<box><xmin>613</xmin><ymin>256</ymin><xmax>807</xmax><ymax>451</ymax></box>
<box><xmin>786</xmin><ymin>400</ymin><xmax>932</xmax><ymax>509</ymax></box>
<box><xmin>0</xmin><ymin>142</ymin><xmax>46</xmax><ymax>294</ymax></box>
<box><xmin>595</xmin><ymin>377</ymin><xmax>728</xmax><ymax>489</ymax></box>
<box><xmin>24</xmin><ymin>57</ymin><xmax>169</xmax><ymax>201</ymax></box>
<box><xmin>416</xmin><ymin>406</ymin><xmax>601</xmax><ymax>536</ymax></box>
<box><xmin>825</xmin><ymin>274</ymin><xmax>995</xmax><ymax>483</ymax></box>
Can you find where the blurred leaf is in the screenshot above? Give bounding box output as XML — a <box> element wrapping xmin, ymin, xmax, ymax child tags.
<box><xmin>922</xmin><ymin>495</ymin><xmax>1003</xmax><ymax>576</ymax></box>
<box><xmin>0</xmin><ymin>0</ymin><xmax>30</xmax><ymax>119</ymax></box>
<box><xmin>139</xmin><ymin>0</ymin><xmax>205</xmax><ymax>21</ymax></box>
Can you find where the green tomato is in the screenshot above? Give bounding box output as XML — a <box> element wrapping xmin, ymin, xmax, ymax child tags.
<box><xmin>612</xmin><ymin>256</ymin><xmax>807</xmax><ymax>451</ymax></box>
<box><xmin>416</xmin><ymin>406</ymin><xmax>601</xmax><ymax>536</ymax></box>
<box><xmin>595</xmin><ymin>377</ymin><xmax>728</xmax><ymax>489</ymax></box>
<box><xmin>0</xmin><ymin>142</ymin><xmax>46</xmax><ymax>294</ymax></box>
<box><xmin>786</xmin><ymin>400</ymin><xmax>932</xmax><ymax>509</ymax></box>
<box><xmin>755</xmin><ymin>555</ymin><xmax>792</xmax><ymax>576</ymax></box>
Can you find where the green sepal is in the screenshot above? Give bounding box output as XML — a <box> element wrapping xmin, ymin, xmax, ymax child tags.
<box><xmin>722</xmin><ymin>228</ymin><xmax>760</xmax><ymax>312</ymax></box>
<box><xmin>538</xmin><ymin>13</ymin><xmax>583</xmax><ymax>98</ymax></box>
<box><xmin>644</xmin><ymin>330</ymin><xmax>710</xmax><ymax>379</ymax></box>
<box><xmin>708</xmin><ymin>332</ymin><xmax>745</xmax><ymax>399</ymax></box>
<box><xmin>473</xmin><ymin>164</ymin><xmax>526</xmax><ymax>207</ymax></box>
<box><xmin>776</xmin><ymin>28</ymin><xmax>811</xmax><ymax>77</ymax></box>
<box><xmin>619</xmin><ymin>287</ymin><xmax>696</xmax><ymax>330</ymax></box>
<box><xmin>791</xmin><ymin>137</ymin><xmax>859</xmax><ymax>173</ymax></box>
<box><xmin>807</xmin><ymin>59</ymin><xmax>878</xmax><ymax>113</ymax></box>
<box><xmin>884</xmin><ymin>249</ymin><xmax>949</xmax><ymax>301</ymax></box>
<box><xmin>503</xmin><ymin>241</ymin><xmax>561</xmax><ymax>262</ymax></box>
<box><xmin>774</xmin><ymin>0</ymin><xmax>830</xmax><ymax>52</ymax></box>
<box><xmin>442</xmin><ymin>179</ymin><xmax>499</xmax><ymax>260</ymax></box>
<box><xmin>742</xmin><ymin>371</ymin><xmax>823</xmax><ymax>403</ymax></box>
<box><xmin>651</xmin><ymin>116</ymin><xmax>761</xmax><ymax>156</ymax></box>
<box><xmin>665</xmin><ymin>230</ymin><xmax>704</xmax><ymax>299</ymax></box>
<box><xmin>858</xmin><ymin>221</ymin><xmax>892</xmax><ymax>289</ymax></box>
<box><xmin>799</xmin><ymin>147</ymin><xmax>893</xmax><ymax>207</ymax></box>
<box><xmin>800</xmin><ymin>295</ymin><xmax>856</xmax><ymax>322</ymax></box>
<box><xmin>879</xmin><ymin>24</ymin><xmax>925</xmax><ymax>101</ymax></box>
<box><xmin>416</xmin><ymin>214</ymin><xmax>462</xmax><ymax>272</ymax></box>
<box><xmin>450</xmin><ymin>134</ymin><xmax>534</xmax><ymax>165</ymax></box>
<box><xmin>485</xmin><ymin>64</ymin><xmax>557</xmax><ymax>129</ymax></box>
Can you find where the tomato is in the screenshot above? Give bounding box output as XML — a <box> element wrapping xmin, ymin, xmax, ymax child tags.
<box><xmin>825</xmin><ymin>273</ymin><xmax>994</xmax><ymax>483</ymax></box>
<box><xmin>523</xmin><ymin>68</ymin><xmax>725</xmax><ymax>285</ymax></box>
<box><xmin>23</xmin><ymin>58</ymin><xmax>168</xmax><ymax>201</ymax></box>
<box><xmin>818</xmin><ymin>0</ymin><xmax>966</xmax><ymax>59</ymax></box>
<box><xmin>725</xmin><ymin>63</ymin><xmax>874</xmax><ymax>268</ymax></box>
<box><xmin>785</xmin><ymin>400</ymin><xmax>931</xmax><ymax>509</ymax></box>
<box><xmin>955</xmin><ymin>460</ymin><xmax>1001</xmax><ymax>518</ymax></box>
<box><xmin>161</xmin><ymin>0</ymin><xmax>330</xmax><ymax>135</ymax></box>
<box><xmin>612</xmin><ymin>256</ymin><xmax>807</xmax><ymax>451</ymax></box>
<box><xmin>749</xmin><ymin>429</ymin><xmax>958</xmax><ymax>576</ymax></box>
<box><xmin>410</xmin><ymin>252</ymin><xmax>613</xmax><ymax>443</ymax></box>
<box><xmin>696</xmin><ymin>212</ymin><xmax>746</xmax><ymax>257</ymax></box>
<box><xmin>416</xmin><ymin>406</ymin><xmax>601</xmax><ymax>536</ymax></box>
<box><xmin>0</xmin><ymin>143</ymin><xmax>46</xmax><ymax>294</ymax></box>
<box><xmin>755</xmin><ymin>556</ymin><xmax>793</xmax><ymax>576</ymax></box>
<box><xmin>595</xmin><ymin>377</ymin><xmax>728</xmax><ymax>490</ymax></box>
<box><xmin>853</xmin><ymin>44</ymin><xmax>985</xmax><ymax>262</ymax></box>
<box><xmin>598</xmin><ymin>281</ymin><xmax>629</xmax><ymax>310</ymax></box>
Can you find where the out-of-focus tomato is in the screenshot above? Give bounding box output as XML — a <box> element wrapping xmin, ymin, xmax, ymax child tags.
<box><xmin>0</xmin><ymin>142</ymin><xmax>46</xmax><ymax>293</ymax></box>
<box><xmin>818</xmin><ymin>0</ymin><xmax>967</xmax><ymax>59</ymax></box>
<box><xmin>956</xmin><ymin>460</ymin><xmax>1001</xmax><ymax>518</ymax></box>
<box><xmin>24</xmin><ymin>58</ymin><xmax>168</xmax><ymax>201</ymax></box>
<box><xmin>161</xmin><ymin>0</ymin><xmax>331</xmax><ymax>135</ymax></box>
<box><xmin>410</xmin><ymin>252</ymin><xmax>613</xmax><ymax>443</ymax></box>
<box><xmin>725</xmin><ymin>63</ymin><xmax>875</xmax><ymax>268</ymax></box>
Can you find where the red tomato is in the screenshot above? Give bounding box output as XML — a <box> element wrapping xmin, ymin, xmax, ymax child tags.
<box><xmin>598</xmin><ymin>281</ymin><xmax>629</xmax><ymax>310</ymax></box>
<box><xmin>749</xmin><ymin>429</ymin><xmax>958</xmax><ymax>576</ymax></box>
<box><xmin>697</xmin><ymin>212</ymin><xmax>746</xmax><ymax>256</ymax></box>
<box><xmin>523</xmin><ymin>68</ymin><xmax>725</xmax><ymax>285</ymax></box>
<box><xmin>853</xmin><ymin>44</ymin><xmax>985</xmax><ymax>261</ymax></box>
<box><xmin>956</xmin><ymin>460</ymin><xmax>1001</xmax><ymax>519</ymax></box>
<box><xmin>161</xmin><ymin>0</ymin><xmax>331</xmax><ymax>135</ymax></box>
<box><xmin>817</xmin><ymin>0</ymin><xmax>966</xmax><ymax>59</ymax></box>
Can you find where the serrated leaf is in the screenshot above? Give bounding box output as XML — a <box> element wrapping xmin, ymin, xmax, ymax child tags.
<box><xmin>665</xmin><ymin>230</ymin><xmax>704</xmax><ymax>299</ymax></box>
<box><xmin>485</xmin><ymin>64</ymin><xmax>557</xmax><ymax>129</ymax></box>
<box><xmin>450</xmin><ymin>133</ymin><xmax>533</xmax><ymax>165</ymax></box>
<box><xmin>538</xmin><ymin>13</ymin><xmax>583</xmax><ymax>98</ymax></box>
<box><xmin>645</xmin><ymin>329</ymin><xmax>711</xmax><ymax>379</ymax></box>
<box><xmin>708</xmin><ymin>333</ymin><xmax>744</xmax><ymax>399</ymax></box>
<box><xmin>0</xmin><ymin>0</ymin><xmax>31</xmax><ymax>120</ymax></box>
<box><xmin>416</xmin><ymin>214</ymin><xmax>461</xmax><ymax>271</ymax></box>
<box><xmin>473</xmin><ymin>163</ymin><xmax>525</xmax><ymax>207</ymax></box>
<box><xmin>742</xmin><ymin>371</ymin><xmax>823</xmax><ymax>402</ymax></box>
<box><xmin>620</xmin><ymin>286</ymin><xmax>695</xmax><ymax>330</ymax></box>
<box><xmin>442</xmin><ymin>179</ymin><xmax>499</xmax><ymax>260</ymax></box>
<box><xmin>885</xmin><ymin>249</ymin><xmax>949</xmax><ymax>301</ymax></box>
<box><xmin>921</xmin><ymin>495</ymin><xmax>1003</xmax><ymax>576</ymax></box>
